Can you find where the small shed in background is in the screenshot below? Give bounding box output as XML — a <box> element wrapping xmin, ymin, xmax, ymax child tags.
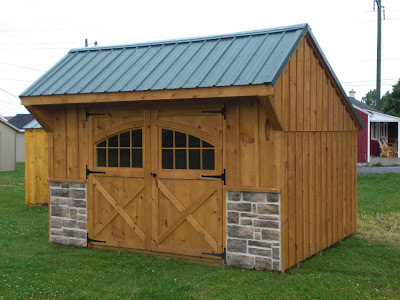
<box><xmin>8</xmin><ymin>114</ymin><xmax>35</xmax><ymax>163</ymax></box>
<box><xmin>0</xmin><ymin>116</ymin><xmax>19</xmax><ymax>172</ymax></box>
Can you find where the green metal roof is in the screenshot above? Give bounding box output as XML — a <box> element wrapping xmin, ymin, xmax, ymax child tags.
<box><xmin>21</xmin><ymin>24</ymin><xmax>309</xmax><ymax>96</ymax></box>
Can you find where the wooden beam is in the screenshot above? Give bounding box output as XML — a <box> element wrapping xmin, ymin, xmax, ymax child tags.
<box><xmin>258</xmin><ymin>95</ymin><xmax>283</xmax><ymax>131</ymax></box>
<box><xmin>25</xmin><ymin>105</ymin><xmax>54</xmax><ymax>132</ymax></box>
<box><xmin>20</xmin><ymin>84</ymin><xmax>274</xmax><ymax>106</ymax></box>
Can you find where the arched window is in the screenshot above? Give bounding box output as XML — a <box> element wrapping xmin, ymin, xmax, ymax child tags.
<box><xmin>96</xmin><ymin>129</ymin><xmax>143</xmax><ymax>168</ymax></box>
<box><xmin>161</xmin><ymin>129</ymin><xmax>215</xmax><ymax>170</ymax></box>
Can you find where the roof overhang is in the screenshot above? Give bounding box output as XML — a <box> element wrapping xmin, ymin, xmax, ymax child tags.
<box><xmin>370</xmin><ymin>111</ymin><xmax>400</xmax><ymax>123</ymax></box>
<box><xmin>20</xmin><ymin>84</ymin><xmax>274</xmax><ymax>106</ymax></box>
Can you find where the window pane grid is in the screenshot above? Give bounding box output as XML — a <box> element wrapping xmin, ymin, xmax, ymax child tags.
<box><xmin>96</xmin><ymin>129</ymin><xmax>143</xmax><ymax>168</ymax></box>
<box><xmin>161</xmin><ymin>129</ymin><xmax>215</xmax><ymax>170</ymax></box>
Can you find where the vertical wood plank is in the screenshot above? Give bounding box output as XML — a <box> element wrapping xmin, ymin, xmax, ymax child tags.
<box><xmin>337</xmin><ymin>130</ymin><xmax>343</xmax><ymax>239</ymax></box>
<box><xmin>353</xmin><ymin>132</ymin><xmax>358</xmax><ymax>233</ymax></box>
<box><xmin>48</xmin><ymin>132</ymin><xmax>54</xmax><ymax>179</ymax></box>
<box><xmin>327</xmin><ymin>133</ymin><xmax>333</xmax><ymax>246</ymax></box>
<box><xmin>259</xmin><ymin>100</ymin><xmax>275</xmax><ymax>187</ymax></box>
<box><xmin>288</xmin><ymin>133</ymin><xmax>296</xmax><ymax>267</ymax></box>
<box><xmin>316</xmin><ymin>63</ymin><xmax>323</xmax><ymax>130</ymax></box>
<box><xmin>278</xmin><ymin>131</ymin><xmax>288</xmax><ymax>271</ymax></box>
<box><xmin>315</xmin><ymin>132</ymin><xmax>322</xmax><ymax>252</ymax></box>
<box><xmin>322</xmin><ymin>72</ymin><xmax>329</xmax><ymax>132</ymax></box>
<box><xmin>225</xmin><ymin>101</ymin><xmax>237</xmax><ymax>186</ymax></box>
<box><xmin>289</xmin><ymin>51</ymin><xmax>297</xmax><ymax>131</ymax></box>
<box><xmin>274</xmin><ymin>70</ymin><xmax>282</xmax><ymax>125</ymax></box>
<box><xmin>328</xmin><ymin>85</ymin><xmax>334</xmax><ymax>131</ymax></box>
<box><xmin>309</xmin><ymin>132</ymin><xmax>316</xmax><ymax>255</ymax></box>
<box><xmin>144</xmin><ymin>107</ymin><xmax>152</xmax><ymax>250</ymax></box>
<box><xmin>321</xmin><ymin>132</ymin><xmax>327</xmax><ymax>248</ymax></box>
<box><xmin>78</xmin><ymin>105</ymin><xmax>88</xmax><ymax>180</ymax></box>
<box><xmin>295</xmin><ymin>133</ymin><xmax>303</xmax><ymax>262</ymax></box>
<box><xmin>310</xmin><ymin>52</ymin><xmax>317</xmax><ymax>131</ymax></box>
<box><xmin>303</xmin><ymin>132</ymin><xmax>310</xmax><ymax>259</ymax></box>
<box><xmin>150</xmin><ymin>106</ymin><xmax>159</xmax><ymax>251</ymax></box>
<box><xmin>332</xmin><ymin>132</ymin><xmax>338</xmax><ymax>243</ymax></box>
<box><xmin>66</xmin><ymin>105</ymin><xmax>79</xmax><ymax>179</ymax></box>
<box><xmin>304</xmin><ymin>41</ymin><xmax>311</xmax><ymax>132</ymax></box>
<box><xmin>235</xmin><ymin>102</ymin><xmax>241</xmax><ymax>185</ymax></box>
<box><xmin>334</xmin><ymin>92</ymin><xmax>339</xmax><ymax>132</ymax></box>
<box><xmin>297</xmin><ymin>41</ymin><xmax>304</xmax><ymax>131</ymax></box>
<box><xmin>283</xmin><ymin>63</ymin><xmax>290</xmax><ymax>131</ymax></box>
<box><xmin>343</xmin><ymin>132</ymin><xmax>347</xmax><ymax>237</ymax></box>
<box><xmin>239</xmin><ymin>99</ymin><xmax>257</xmax><ymax>186</ymax></box>
<box><xmin>53</xmin><ymin>106</ymin><xmax>66</xmax><ymax>178</ymax></box>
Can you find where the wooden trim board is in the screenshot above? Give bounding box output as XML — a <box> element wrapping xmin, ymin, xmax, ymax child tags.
<box><xmin>21</xmin><ymin>84</ymin><xmax>274</xmax><ymax>106</ymax></box>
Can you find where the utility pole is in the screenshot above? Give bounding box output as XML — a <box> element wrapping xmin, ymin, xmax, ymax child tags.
<box><xmin>374</xmin><ymin>0</ymin><xmax>383</xmax><ymax>110</ymax></box>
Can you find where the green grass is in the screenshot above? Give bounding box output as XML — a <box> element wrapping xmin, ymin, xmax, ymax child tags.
<box><xmin>0</xmin><ymin>165</ymin><xmax>399</xmax><ymax>299</ymax></box>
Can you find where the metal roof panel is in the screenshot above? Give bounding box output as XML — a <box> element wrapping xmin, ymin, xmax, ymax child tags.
<box><xmin>20</xmin><ymin>24</ymin><xmax>309</xmax><ymax>96</ymax></box>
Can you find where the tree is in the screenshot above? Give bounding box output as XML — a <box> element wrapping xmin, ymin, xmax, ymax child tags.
<box><xmin>382</xmin><ymin>79</ymin><xmax>400</xmax><ymax>117</ymax></box>
<box><xmin>361</xmin><ymin>89</ymin><xmax>390</xmax><ymax>111</ymax></box>
<box><xmin>362</xmin><ymin>89</ymin><xmax>376</xmax><ymax>108</ymax></box>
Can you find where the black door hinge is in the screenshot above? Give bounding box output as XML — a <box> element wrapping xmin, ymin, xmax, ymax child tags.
<box><xmin>201</xmin><ymin>104</ymin><xmax>226</xmax><ymax>119</ymax></box>
<box><xmin>202</xmin><ymin>248</ymin><xmax>226</xmax><ymax>264</ymax></box>
<box><xmin>87</xmin><ymin>233</ymin><xmax>106</xmax><ymax>246</ymax></box>
<box><xmin>86</xmin><ymin>165</ymin><xmax>105</xmax><ymax>179</ymax></box>
<box><xmin>85</xmin><ymin>107</ymin><xmax>105</xmax><ymax>121</ymax></box>
<box><xmin>202</xmin><ymin>169</ymin><xmax>226</xmax><ymax>185</ymax></box>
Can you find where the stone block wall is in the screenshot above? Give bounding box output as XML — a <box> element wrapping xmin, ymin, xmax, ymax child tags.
<box><xmin>49</xmin><ymin>182</ymin><xmax>87</xmax><ymax>247</ymax></box>
<box><xmin>226</xmin><ymin>191</ymin><xmax>280</xmax><ymax>271</ymax></box>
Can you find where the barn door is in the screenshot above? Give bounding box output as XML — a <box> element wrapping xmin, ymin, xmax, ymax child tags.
<box><xmin>150</xmin><ymin>105</ymin><xmax>224</xmax><ymax>259</ymax></box>
<box><xmin>87</xmin><ymin>115</ymin><xmax>150</xmax><ymax>250</ymax></box>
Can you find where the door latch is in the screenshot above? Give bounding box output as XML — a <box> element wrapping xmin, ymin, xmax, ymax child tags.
<box><xmin>202</xmin><ymin>169</ymin><xmax>226</xmax><ymax>185</ymax></box>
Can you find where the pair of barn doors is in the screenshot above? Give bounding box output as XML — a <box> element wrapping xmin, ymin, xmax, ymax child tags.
<box><xmin>87</xmin><ymin>103</ymin><xmax>224</xmax><ymax>261</ymax></box>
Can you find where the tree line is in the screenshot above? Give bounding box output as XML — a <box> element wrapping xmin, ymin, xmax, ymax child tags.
<box><xmin>361</xmin><ymin>79</ymin><xmax>400</xmax><ymax>117</ymax></box>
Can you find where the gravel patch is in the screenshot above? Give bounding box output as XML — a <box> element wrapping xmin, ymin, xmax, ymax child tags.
<box><xmin>357</xmin><ymin>166</ymin><xmax>400</xmax><ymax>174</ymax></box>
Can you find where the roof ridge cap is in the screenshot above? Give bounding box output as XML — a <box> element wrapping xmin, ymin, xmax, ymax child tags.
<box><xmin>69</xmin><ymin>23</ymin><xmax>309</xmax><ymax>53</ymax></box>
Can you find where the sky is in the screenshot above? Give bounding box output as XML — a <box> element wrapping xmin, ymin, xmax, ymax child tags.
<box><xmin>1</xmin><ymin>0</ymin><xmax>399</xmax><ymax>117</ymax></box>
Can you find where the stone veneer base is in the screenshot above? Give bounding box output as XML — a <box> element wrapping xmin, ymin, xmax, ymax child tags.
<box><xmin>226</xmin><ymin>191</ymin><xmax>280</xmax><ymax>271</ymax></box>
<box><xmin>49</xmin><ymin>182</ymin><xmax>87</xmax><ymax>247</ymax></box>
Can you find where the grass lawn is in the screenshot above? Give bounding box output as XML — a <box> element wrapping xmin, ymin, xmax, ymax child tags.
<box><xmin>0</xmin><ymin>164</ymin><xmax>399</xmax><ymax>299</ymax></box>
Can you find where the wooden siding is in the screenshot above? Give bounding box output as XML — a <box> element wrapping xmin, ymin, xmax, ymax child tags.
<box><xmin>25</xmin><ymin>129</ymin><xmax>49</xmax><ymax>205</ymax></box>
<box><xmin>273</xmin><ymin>36</ymin><xmax>359</xmax><ymax>133</ymax></box>
<box><xmin>279</xmin><ymin>131</ymin><xmax>357</xmax><ymax>271</ymax></box>
<box><xmin>225</xmin><ymin>98</ymin><xmax>276</xmax><ymax>188</ymax></box>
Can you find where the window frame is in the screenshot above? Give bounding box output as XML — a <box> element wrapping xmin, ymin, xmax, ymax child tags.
<box><xmin>95</xmin><ymin>128</ymin><xmax>144</xmax><ymax>169</ymax></box>
<box><xmin>160</xmin><ymin>128</ymin><xmax>216</xmax><ymax>171</ymax></box>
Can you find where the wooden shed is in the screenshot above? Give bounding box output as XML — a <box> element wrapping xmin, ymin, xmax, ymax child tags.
<box><xmin>20</xmin><ymin>24</ymin><xmax>362</xmax><ymax>272</ymax></box>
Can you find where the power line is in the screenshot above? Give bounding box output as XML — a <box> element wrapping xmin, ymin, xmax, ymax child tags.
<box><xmin>0</xmin><ymin>98</ymin><xmax>23</xmax><ymax>110</ymax></box>
<box><xmin>0</xmin><ymin>77</ymin><xmax>34</xmax><ymax>83</ymax></box>
<box><xmin>0</xmin><ymin>61</ymin><xmax>45</xmax><ymax>72</ymax></box>
<box><xmin>0</xmin><ymin>87</ymin><xmax>18</xmax><ymax>97</ymax></box>
<box><xmin>342</xmin><ymin>78</ymin><xmax>399</xmax><ymax>84</ymax></box>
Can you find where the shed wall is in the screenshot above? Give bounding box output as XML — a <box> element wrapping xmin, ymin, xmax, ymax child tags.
<box><xmin>225</xmin><ymin>98</ymin><xmax>276</xmax><ymax>189</ymax></box>
<box><xmin>25</xmin><ymin>129</ymin><xmax>49</xmax><ymax>205</ymax></box>
<box><xmin>273</xmin><ymin>36</ymin><xmax>359</xmax><ymax>272</ymax></box>
<box><xmin>16</xmin><ymin>132</ymin><xmax>25</xmax><ymax>163</ymax></box>
<box><xmin>0</xmin><ymin>122</ymin><xmax>16</xmax><ymax>172</ymax></box>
